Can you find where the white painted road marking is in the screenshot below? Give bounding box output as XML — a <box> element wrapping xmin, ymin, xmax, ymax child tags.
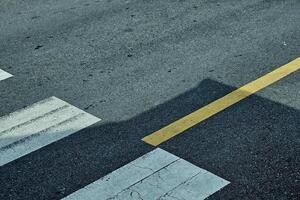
<box><xmin>63</xmin><ymin>148</ymin><xmax>229</xmax><ymax>200</ymax></box>
<box><xmin>0</xmin><ymin>96</ymin><xmax>101</xmax><ymax>166</ymax></box>
<box><xmin>0</xmin><ymin>69</ymin><xmax>13</xmax><ymax>81</ymax></box>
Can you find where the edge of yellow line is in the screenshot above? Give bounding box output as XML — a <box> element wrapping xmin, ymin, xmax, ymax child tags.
<box><xmin>142</xmin><ymin>57</ymin><xmax>300</xmax><ymax>146</ymax></box>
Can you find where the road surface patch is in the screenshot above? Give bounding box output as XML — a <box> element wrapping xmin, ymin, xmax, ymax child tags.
<box><xmin>63</xmin><ymin>148</ymin><xmax>229</xmax><ymax>200</ymax></box>
<box><xmin>0</xmin><ymin>69</ymin><xmax>13</xmax><ymax>81</ymax></box>
<box><xmin>0</xmin><ymin>96</ymin><xmax>100</xmax><ymax>166</ymax></box>
<box><xmin>142</xmin><ymin>57</ymin><xmax>300</xmax><ymax>146</ymax></box>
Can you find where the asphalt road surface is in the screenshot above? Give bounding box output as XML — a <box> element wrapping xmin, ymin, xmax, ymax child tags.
<box><xmin>0</xmin><ymin>0</ymin><xmax>299</xmax><ymax>199</ymax></box>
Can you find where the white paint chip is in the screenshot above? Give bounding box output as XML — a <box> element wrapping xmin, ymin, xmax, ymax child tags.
<box><xmin>63</xmin><ymin>148</ymin><xmax>229</xmax><ymax>200</ymax></box>
<box><xmin>0</xmin><ymin>69</ymin><xmax>13</xmax><ymax>81</ymax></box>
<box><xmin>0</xmin><ymin>96</ymin><xmax>101</xmax><ymax>166</ymax></box>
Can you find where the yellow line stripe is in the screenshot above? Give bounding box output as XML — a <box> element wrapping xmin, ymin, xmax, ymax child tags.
<box><xmin>142</xmin><ymin>57</ymin><xmax>300</xmax><ymax>146</ymax></box>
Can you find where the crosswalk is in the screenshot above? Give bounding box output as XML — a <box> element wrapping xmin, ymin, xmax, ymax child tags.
<box><xmin>63</xmin><ymin>148</ymin><xmax>229</xmax><ymax>200</ymax></box>
<box><xmin>0</xmin><ymin>96</ymin><xmax>100</xmax><ymax>166</ymax></box>
<box><xmin>0</xmin><ymin>69</ymin><xmax>229</xmax><ymax>199</ymax></box>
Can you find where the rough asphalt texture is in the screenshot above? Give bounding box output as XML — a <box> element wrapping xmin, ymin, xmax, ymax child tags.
<box><xmin>0</xmin><ymin>0</ymin><xmax>299</xmax><ymax>199</ymax></box>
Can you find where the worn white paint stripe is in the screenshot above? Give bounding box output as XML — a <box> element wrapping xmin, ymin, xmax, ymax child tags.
<box><xmin>63</xmin><ymin>148</ymin><xmax>229</xmax><ymax>200</ymax></box>
<box><xmin>0</xmin><ymin>97</ymin><xmax>100</xmax><ymax>166</ymax></box>
<box><xmin>0</xmin><ymin>69</ymin><xmax>12</xmax><ymax>81</ymax></box>
<box><xmin>160</xmin><ymin>169</ymin><xmax>230</xmax><ymax>200</ymax></box>
<box><xmin>0</xmin><ymin>97</ymin><xmax>67</xmax><ymax>133</ymax></box>
<box><xmin>114</xmin><ymin>159</ymin><xmax>201</xmax><ymax>200</ymax></box>
<box><xmin>63</xmin><ymin>148</ymin><xmax>179</xmax><ymax>200</ymax></box>
<box><xmin>0</xmin><ymin>105</ymin><xmax>82</xmax><ymax>147</ymax></box>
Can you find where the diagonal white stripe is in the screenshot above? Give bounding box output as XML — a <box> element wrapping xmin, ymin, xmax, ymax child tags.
<box><xmin>63</xmin><ymin>148</ymin><xmax>229</xmax><ymax>200</ymax></box>
<box><xmin>0</xmin><ymin>97</ymin><xmax>67</xmax><ymax>133</ymax></box>
<box><xmin>0</xmin><ymin>97</ymin><xmax>101</xmax><ymax>166</ymax></box>
<box><xmin>64</xmin><ymin>148</ymin><xmax>179</xmax><ymax>200</ymax></box>
<box><xmin>159</xmin><ymin>168</ymin><xmax>230</xmax><ymax>200</ymax></box>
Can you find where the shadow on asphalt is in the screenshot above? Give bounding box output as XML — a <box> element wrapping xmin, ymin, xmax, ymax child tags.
<box><xmin>0</xmin><ymin>79</ymin><xmax>299</xmax><ymax>200</ymax></box>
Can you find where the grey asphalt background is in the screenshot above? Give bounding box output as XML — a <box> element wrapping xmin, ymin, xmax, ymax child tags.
<box><xmin>0</xmin><ymin>0</ymin><xmax>299</xmax><ymax>199</ymax></box>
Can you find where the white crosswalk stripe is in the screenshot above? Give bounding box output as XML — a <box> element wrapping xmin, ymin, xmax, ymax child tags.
<box><xmin>63</xmin><ymin>148</ymin><xmax>229</xmax><ymax>200</ymax></box>
<box><xmin>0</xmin><ymin>69</ymin><xmax>13</xmax><ymax>81</ymax></box>
<box><xmin>0</xmin><ymin>96</ymin><xmax>101</xmax><ymax>166</ymax></box>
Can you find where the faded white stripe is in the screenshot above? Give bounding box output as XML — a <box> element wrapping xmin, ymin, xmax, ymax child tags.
<box><xmin>0</xmin><ymin>97</ymin><xmax>100</xmax><ymax>166</ymax></box>
<box><xmin>0</xmin><ymin>97</ymin><xmax>66</xmax><ymax>133</ymax></box>
<box><xmin>64</xmin><ymin>148</ymin><xmax>179</xmax><ymax>200</ymax></box>
<box><xmin>160</xmin><ymin>168</ymin><xmax>230</xmax><ymax>200</ymax></box>
<box><xmin>0</xmin><ymin>69</ymin><xmax>12</xmax><ymax>81</ymax></box>
<box><xmin>63</xmin><ymin>148</ymin><xmax>229</xmax><ymax>200</ymax></box>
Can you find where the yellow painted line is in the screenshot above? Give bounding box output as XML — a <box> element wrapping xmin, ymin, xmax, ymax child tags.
<box><xmin>142</xmin><ymin>57</ymin><xmax>300</xmax><ymax>146</ymax></box>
